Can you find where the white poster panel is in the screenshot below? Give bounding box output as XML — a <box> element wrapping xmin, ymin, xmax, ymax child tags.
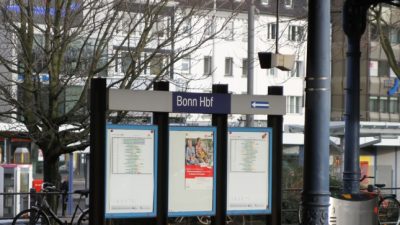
<box><xmin>227</xmin><ymin>127</ymin><xmax>272</xmax><ymax>214</ymax></box>
<box><xmin>105</xmin><ymin>125</ymin><xmax>157</xmax><ymax>218</ymax></box>
<box><xmin>168</xmin><ymin>127</ymin><xmax>216</xmax><ymax>216</ymax></box>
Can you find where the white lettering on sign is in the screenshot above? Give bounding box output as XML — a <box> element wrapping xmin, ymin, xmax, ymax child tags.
<box><xmin>200</xmin><ymin>96</ymin><xmax>214</xmax><ymax>107</ymax></box>
<box><xmin>176</xmin><ymin>95</ymin><xmax>198</xmax><ymax>107</ymax></box>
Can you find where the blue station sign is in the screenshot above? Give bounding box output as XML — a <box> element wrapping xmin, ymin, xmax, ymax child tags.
<box><xmin>172</xmin><ymin>92</ymin><xmax>231</xmax><ymax>114</ymax></box>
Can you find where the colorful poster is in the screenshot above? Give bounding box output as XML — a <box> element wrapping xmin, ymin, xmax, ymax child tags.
<box><xmin>169</xmin><ymin>127</ymin><xmax>216</xmax><ymax>216</ymax></box>
<box><xmin>227</xmin><ymin>128</ymin><xmax>272</xmax><ymax>215</ymax></box>
<box><xmin>105</xmin><ymin>125</ymin><xmax>157</xmax><ymax>218</ymax></box>
<box><xmin>184</xmin><ymin>137</ymin><xmax>213</xmax><ymax>190</ymax></box>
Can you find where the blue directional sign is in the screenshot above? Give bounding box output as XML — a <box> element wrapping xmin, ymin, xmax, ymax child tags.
<box><xmin>251</xmin><ymin>101</ymin><xmax>270</xmax><ymax>109</ymax></box>
<box><xmin>172</xmin><ymin>92</ymin><xmax>231</xmax><ymax>114</ymax></box>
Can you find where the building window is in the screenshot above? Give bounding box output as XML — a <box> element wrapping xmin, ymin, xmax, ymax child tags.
<box><xmin>204</xmin><ymin>56</ymin><xmax>212</xmax><ymax>75</ymax></box>
<box><xmin>150</xmin><ymin>55</ymin><xmax>166</xmax><ymax>75</ymax></box>
<box><xmin>121</xmin><ymin>51</ymin><xmax>134</xmax><ymax>74</ymax></box>
<box><xmin>291</xmin><ymin>60</ymin><xmax>304</xmax><ymax>77</ymax></box>
<box><xmin>205</xmin><ymin>19</ymin><xmax>214</xmax><ymax>36</ymax></box>
<box><xmin>288</xmin><ymin>25</ymin><xmax>304</xmax><ymax>42</ymax></box>
<box><xmin>369</xmin><ymin>60</ymin><xmax>378</xmax><ymax>76</ymax></box>
<box><xmin>267</xmin><ymin>23</ymin><xmax>276</xmax><ymax>40</ymax></box>
<box><xmin>380</xmin><ymin>96</ymin><xmax>388</xmax><ymax>113</ymax></box>
<box><xmin>378</xmin><ymin>60</ymin><xmax>389</xmax><ymax>77</ymax></box>
<box><xmin>284</xmin><ymin>0</ymin><xmax>293</xmax><ymax>8</ymax></box>
<box><xmin>370</xmin><ymin>24</ymin><xmax>379</xmax><ymax>41</ymax></box>
<box><xmin>152</xmin><ymin>17</ymin><xmax>170</xmax><ymax>38</ymax></box>
<box><xmin>261</xmin><ymin>0</ymin><xmax>269</xmax><ymax>6</ymax></box>
<box><xmin>182</xmin><ymin>19</ymin><xmax>191</xmax><ymax>35</ymax></box>
<box><xmin>141</xmin><ymin>53</ymin><xmax>148</xmax><ymax>75</ymax></box>
<box><xmin>225</xmin><ymin>57</ymin><xmax>233</xmax><ymax>76</ymax></box>
<box><xmin>224</xmin><ymin>21</ymin><xmax>234</xmax><ymax>40</ymax></box>
<box><xmin>390</xmin><ymin>29</ymin><xmax>400</xmax><ymax>44</ymax></box>
<box><xmin>242</xmin><ymin>58</ymin><xmax>248</xmax><ymax>77</ymax></box>
<box><xmin>181</xmin><ymin>57</ymin><xmax>190</xmax><ymax>74</ymax></box>
<box><xmin>369</xmin><ymin>96</ymin><xmax>379</xmax><ymax>112</ymax></box>
<box><xmin>286</xmin><ymin>96</ymin><xmax>302</xmax><ymax>114</ymax></box>
<box><xmin>390</xmin><ymin>97</ymin><xmax>398</xmax><ymax>113</ymax></box>
<box><xmin>65</xmin><ymin>86</ymin><xmax>84</xmax><ymax>114</ymax></box>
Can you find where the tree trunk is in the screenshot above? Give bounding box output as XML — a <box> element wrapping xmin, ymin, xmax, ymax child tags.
<box><xmin>43</xmin><ymin>153</ymin><xmax>61</xmax><ymax>220</ymax></box>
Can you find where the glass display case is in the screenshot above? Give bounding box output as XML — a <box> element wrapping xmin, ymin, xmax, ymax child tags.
<box><xmin>0</xmin><ymin>164</ymin><xmax>32</xmax><ymax>217</ymax></box>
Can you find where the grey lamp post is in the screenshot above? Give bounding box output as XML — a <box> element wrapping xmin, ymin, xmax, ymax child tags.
<box><xmin>342</xmin><ymin>0</ymin><xmax>400</xmax><ymax>194</ymax></box>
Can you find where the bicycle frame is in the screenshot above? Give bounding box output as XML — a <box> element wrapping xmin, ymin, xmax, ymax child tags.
<box><xmin>38</xmin><ymin>193</ymin><xmax>86</xmax><ymax>225</ymax></box>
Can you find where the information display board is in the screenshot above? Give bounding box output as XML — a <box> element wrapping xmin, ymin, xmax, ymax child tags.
<box><xmin>105</xmin><ymin>124</ymin><xmax>158</xmax><ymax>218</ymax></box>
<box><xmin>227</xmin><ymin>127</ymin><xmax>272</xmax><ymax>215</ymax></box>
<box><xmin>168</xmin><ymin>127</ymin><xmax>216</xmax><ymax>216</ymax></box>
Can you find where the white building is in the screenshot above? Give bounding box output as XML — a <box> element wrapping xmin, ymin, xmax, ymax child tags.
<box><xmin>0</xmin><ymin>0</ymin><xmax>309</xmax><ymax>193</ymax></box>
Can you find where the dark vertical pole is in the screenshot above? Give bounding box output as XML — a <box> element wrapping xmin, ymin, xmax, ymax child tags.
<box><xmin>153</xmin><ymin>81</ymin><xmax>169</xmax><ymax>225</ymax></box>
<box><xmin>342</xmin><ymin>0</ymin><xmax>368</xmax><ymax>194</ymax></box>
<box><xmin>267</xmin><ymin>86</ymin><xmax>283</xmax><ymax>225</ymax></box>
<box><xmin>29</xmin><ymin>188</ymin><xmax>36</xmax><ymax>224</ymax></box>
<box><xmin>211</xmin><ymin>84</ymin><xmax>228</xmax><ymax>225</ymax></box>
<box><xmin>301</xmin><ymin>0</ymin><xmax>331</xmax><ymax>224</ymax></box>
<box><xmin>89</xmin><ymin>78</ymin><xmax>106</xmax><ymax>225</ymax></box>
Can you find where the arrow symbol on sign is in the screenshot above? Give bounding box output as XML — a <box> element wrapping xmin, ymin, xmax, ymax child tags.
<box><xmin>251</xmin><ymin>101</ymin><xmax>269</xmax><ymax>109</ymax></box>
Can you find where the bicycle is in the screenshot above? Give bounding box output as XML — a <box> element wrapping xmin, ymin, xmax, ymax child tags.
<box><xmin>361</xmin><ymin>176</ymin><xmax>400</xmax><ymax>225</ymax></box>
<box><xmin>12</xmin><ymin>182</ymin><xmax>89</xmax><ymax>225</ymax></box>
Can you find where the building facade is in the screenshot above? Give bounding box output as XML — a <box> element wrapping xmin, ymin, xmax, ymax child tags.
<box><xmin>0</xmin><ymin>0</ymin><xmax>308</xmax><ymax>184</ymax></box>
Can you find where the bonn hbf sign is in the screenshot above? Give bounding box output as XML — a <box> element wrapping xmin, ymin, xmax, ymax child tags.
<box><xmin>172</xmin><ymin>92</ymin><xmax>230</xmax><ymax>114</ymax></box>
<box><xmin>108</xmin><ymin>89</ymin><xmax>285</xmax><ymax>115</ymax></box>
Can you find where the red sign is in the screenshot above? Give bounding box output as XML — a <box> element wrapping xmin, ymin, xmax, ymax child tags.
<box><xmin>185</xmin><ymin>165</ymin><xmax>213</xmax><ymax>179</ymax></box>
<box><xmin>32</xmin><ymin>179</ymin><xmax>43</xmax><ymax>192</ymax></box>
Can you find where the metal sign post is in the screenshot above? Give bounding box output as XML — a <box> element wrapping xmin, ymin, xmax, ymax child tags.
<box><xmin>211</xmin><ymin>84</ymin><xmax>228</xmax><ymax>225</ymax></box>
<box><xmin>266</xmin><ymin>86</ymin><xmax>283</xmax><ymax>225</ymax></box>
<box><xmin>89</xmin><ymin>78</ymin><xmax>106</xmax><ymax>225</ymax></box>
<box><xmin>153</xmin><ymin>82</ymin><xmax>170</xmax><ymax>225</ymax></box>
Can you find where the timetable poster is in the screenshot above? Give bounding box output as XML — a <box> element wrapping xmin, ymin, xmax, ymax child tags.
<box><xmin>168</xmin><ymin>127</ymin><xmax>216</xmax><ymax>216</ymax></box>
<box><xmin>227</xmin><ymin>128</ymin><xmax>272</xmax><ymax>214</ymax></box>
<box><xmin>105</xmin><ymin>125</ymin><xmax>157</xmax><ymax>218</ymax></box>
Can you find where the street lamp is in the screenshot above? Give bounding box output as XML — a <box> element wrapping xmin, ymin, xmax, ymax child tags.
<box><xmin>258</xmin><ymin>0</ymin><xmax>295</xmax><ymax>71</ymax></box>
<box><xmin>342</xmin><ymin>0</ymin><xmax>400</xmax><ymax>194</ymax></box>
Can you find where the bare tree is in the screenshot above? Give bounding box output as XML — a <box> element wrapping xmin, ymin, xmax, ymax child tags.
<box><xmin>370</xmin><ymin>4</ymin><xmax>400</xmax><ymax>76</ymax></box>
<box><xmin>0</xmin><ymin>0</ymin><xmax>240</xmax><ymax>190</ymax></box>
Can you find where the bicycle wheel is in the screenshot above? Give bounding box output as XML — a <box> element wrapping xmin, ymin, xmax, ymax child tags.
<box><xmin>298</xmin><ymin>203</ymin><xmax>303</xmax><ymax>225</ymax></box>
<box><xmin>197</xmin><ymin>216</ymin><xmax>211</xmax><ymax>225</ymax></box>
<box><xmin>378</xmin><ymin>197</ymin><xmax>400</xmax><ymax>224</ymax></box>
<box><xmin>227</xmin><ymin>215</ymin><xmax>245</xmax><ymax>225</ymax></box>
<box><xmin>77</xmin><ymin>208</ymin><xmax>89</xmax><ymax>225</ymax></box>
<box><xmin>12</xmin><ymin>208</ymin><xmax>50</xmax><ymax>225</ymax></box>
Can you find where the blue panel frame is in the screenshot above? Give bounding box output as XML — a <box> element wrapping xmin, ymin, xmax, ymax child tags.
<box><xmin>168</xmin><ymin>126</ymin><xmax>217</xmax><ymax>217</ymax></box>
<box><xmin>226</xmin><ymin>127</ymin><xmax>273</xmax><ymax>215</ymax></box>
<box><xmin>105</xmin><ymin>124</ymin><xmax>158</xmax><ymax>218</ymax></box>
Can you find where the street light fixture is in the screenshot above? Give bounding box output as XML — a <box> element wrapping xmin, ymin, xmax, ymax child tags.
<box><xmin>258</xmin><ymin>0</ymin><xmax>295</xmax><ymax>71</ymax></box>
<box><xmin>258</xmin><ymin>52</ymin><xmax>294</xmax><ymax>71</ymax></box>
